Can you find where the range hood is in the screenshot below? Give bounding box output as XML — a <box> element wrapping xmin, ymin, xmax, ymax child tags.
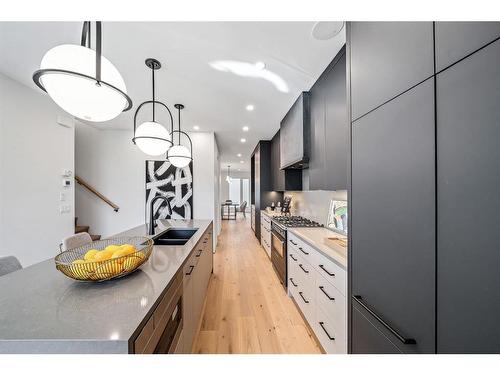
<box><xmin>279</xmin><ymin>91</ymin><xmax>310</xmax><ymax>169</ymax></box>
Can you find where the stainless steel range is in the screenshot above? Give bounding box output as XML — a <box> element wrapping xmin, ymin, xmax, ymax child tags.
<box><xmin>271</xmin><ymin>216</ymin><xmax>323</xmax><ymax>288</ymax></box>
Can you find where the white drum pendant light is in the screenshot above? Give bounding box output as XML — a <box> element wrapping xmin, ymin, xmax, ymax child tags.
<box><xmin>167</xmin><ymin>104</ymin><xmax>193</xmax><ymax>168</ymax></box>
<box><xmin>33</xmin><ymin>21</ymin><xmax>132</xmax><ymax>122</ymax></box>
<box><xmin>132</xmin><ymin>58</ymin><xmax>173</xmax><ymax>156</ymax></box>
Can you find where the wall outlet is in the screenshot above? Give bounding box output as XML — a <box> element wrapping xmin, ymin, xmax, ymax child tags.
<box><xmin>62</xmin><ymin>169</ymin><xmax>72</xmax><ymax>177</ymax></box>
<box><xmin>60</xmin><ymin>205</ymin><xmax>71</xmax><ymax>214</ymax></box>
<box><xmin>62</xmin><ymin>179</ymin><xmax>71</xmax><ymax>187</ymax></box>
<box><xmin>60</xmin><ymin>192</ymin><xmax>66</xmax><ymax>202</ymax></box>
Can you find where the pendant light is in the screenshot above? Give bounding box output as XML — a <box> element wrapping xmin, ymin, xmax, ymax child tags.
<box><xmin>33</xmin><ymin>21</ymin><xmax>132</xmax><ymax>122</ymax></box>
<box><xmin>167</xmin><ymin>104</ymin><xmax>193</xmax><ymax>168</ymax></box>
<box><xmin>132</xmin><ymin>58</ymin><xmax>173</xmax><ymax>156</ymax></box>
<box><xmin>226</xmin><ymin>165</ymin><xmax>232</xmax><ymax>183</ymax></box>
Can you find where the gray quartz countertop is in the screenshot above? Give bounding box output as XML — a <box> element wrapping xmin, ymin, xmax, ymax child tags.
<box><xmin>0</xmin><ymin>219</ymin><xmax>211</xmax><ymax>354</ymax></box>
<box><xmin>288</xmin><ymin>227</ymin><xmax>347</xmax><ymax>270</ymax></box>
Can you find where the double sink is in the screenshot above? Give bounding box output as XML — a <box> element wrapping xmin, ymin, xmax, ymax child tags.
<box><xmin>153</xmin><ymin>228</ymin><xmax>198</xmax><ymax>246</ymax></box>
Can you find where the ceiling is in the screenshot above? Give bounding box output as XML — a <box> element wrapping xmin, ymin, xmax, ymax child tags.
<box><xmin>0</xmin><ymin>22</ymin><xmax>345</xmax><ymax>172</ymax></box>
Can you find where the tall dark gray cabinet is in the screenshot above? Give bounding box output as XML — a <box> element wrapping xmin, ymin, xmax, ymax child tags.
<box><xmin>348</xmin><ymin>21</ymin><xmax>500</xmax><ymax>353</ymax></box>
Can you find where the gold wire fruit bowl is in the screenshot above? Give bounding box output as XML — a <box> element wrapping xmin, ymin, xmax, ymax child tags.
<box><xmin>54</xmin><ymin>237</ymin><xmax>153</xmax><ymax>282</ymax></box>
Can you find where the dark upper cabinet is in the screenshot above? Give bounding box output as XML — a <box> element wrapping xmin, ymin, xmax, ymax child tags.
<box><xmin>270</xmin><ymin>130</ymin><xmax>302</xmax><ymax>191</ymax></box>
<box><xmin>435</xmin><ymin>22</ymin><xmax>500</xmax><ymax>71</ymax></box>
<box><xmin>280</xmin><ymin>92</ymin><xmax>310</xmax><ymax>169</ymax></box>
<box><xmin>436</xmin><ymin>39</ymin><xmax>500</xmax><ymax>353</ymax></box>
<box><xmin>308</xmin><ymin>47</ymin><xmax>348</xmax><ymax>191</ymax></box>
<box><xmin>351</xmin><ymin>79</ymin><xmax>435</xmax><ymax>353</ymax></box>
<box><xmin>350</xmin><ymin>22</ymin><xmax>434</xmax><ymax>120</ymax></box>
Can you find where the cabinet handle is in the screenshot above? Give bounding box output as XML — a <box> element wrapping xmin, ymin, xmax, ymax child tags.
<box><xmin>319</xmin><ymin>264</ymin><xmax>335</xmax><ymax>277</ymax></box>
<box><xmin>298</xmin><ymin>291</ymin><xmax>309</xmax><ymax>304</ymax></box>
<box><xmin>299</xmin><ymin>247</ymin><xmax>309</xmax><ymax>255</ymax></box>
<box><xmin>290</xmin><ymin>254</ymin><xmax>297</xmax><ymax>261</ymax></box>
<box><xmin>195</xmin><ymin>249</ymin><xmax>202</xmax><ymax>257</ymax></box>
<box><xmin>290</xmin><ymin>240</ymin><xmax>297</xmax><ymax>246</ymax></box>
<box><xmin>319</xmin><ymin>286</ymin><xmax>335</xmax><ymax>301</ymax></box>
<box><xmin>319</xmin><ymin>322</ymin><xmax>335</xmax><ymax>341</ymax></box>
<box><xmin>299</xmin><ymin>264</ymin><xmax>309</xmax><ymax>274</ymax></box>
<box><xmin>185</xmin><ymin>265</ymin><xmax>195</xmax><ymax>275</ymax></box>
<box><xmin>289</xmin><ymin>278</ymin><xmax>297</xmax><ymax>287</ymax></box>
<box><xmin>352</xmin><ymin>295</ymin><xmax>416</xmax><ymax>345</ymax></box>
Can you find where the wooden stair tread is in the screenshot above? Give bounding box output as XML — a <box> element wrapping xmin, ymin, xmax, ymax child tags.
<box><xmin>75</xmin><ymin>225</ymin><xmax>90</xmax><ymax>234</ymax></box>
<box><xmin>90</xmin><ymin>234</ymin><xmax>101</xmax><ymax>241</ymax></box>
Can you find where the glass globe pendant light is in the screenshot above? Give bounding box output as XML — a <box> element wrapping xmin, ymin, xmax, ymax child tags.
<box><xmin>32</xmin><ymin>21</ymin><xmax>132</xmax><ymax>122</ymax></box>
<box><xmin>226</xmin><ymin>165</ymin><xmax>232</xmax><ymax>183</ymax></box>
<box><xmin>167</xmin><ymin>104</ymin><xmax>193</xmax><ymax>168</ymax></box>
<box><xmin>132</xmin><ymin>58</ymin><xmax>173</xmax><ymax>156</ymax></box>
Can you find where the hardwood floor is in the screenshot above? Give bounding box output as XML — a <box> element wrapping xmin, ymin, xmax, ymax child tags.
<box><xmin>192</xmin><ymin>216</ymin><xmax>322</xmax><ymax>354</ymax></box>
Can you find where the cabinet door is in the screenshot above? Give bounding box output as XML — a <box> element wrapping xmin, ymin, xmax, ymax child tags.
<box><xmin>324</xmin><ymin>52</ymin><xmax>348</xmax><ymax>190</ymax></box>
<box><xmin>435</xmin><ymin>21</ymin><xmax>500</xmax><ymax>71</ymax></box>
<box><xmin>308</xmin><ymin>63</ymin><xmax>327</xmax><ymax>190</ymax></box>
<box><xmin>351</xmin><ymin>79</ymin><xmax>435</xmax><ymax>353</ymax></box>
<box><xmin>182</xmin><ymin>265</ymin><xmax>195</xmax><ymax>353</ymax></box>
<box><xmin>436</xmin><ymin>39</ymin><xmax>500</xmax><ymax>353</ymax></box>
<box><xmin>350</xmin><ymin>22</ymin><xmax>434</xmax><ymax>119</ymax></box>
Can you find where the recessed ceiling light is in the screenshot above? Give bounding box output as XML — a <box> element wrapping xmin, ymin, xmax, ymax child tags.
<box><xmin>311</xmin><ymin>21</ymin><xmax>345</xmax><ymax>41</ymax></box>
<box><xmin>240</xmin><ymin>138</ymin><xmax>246</xmax><ymax>143</ymax></box>
<box><xmin>193</xmin><ymin>125</ymin><xmax>200</xmax><ymax>130</ymax></box>
<box><xmin>237</xmin><ymin>153</ymin><xmax>242</xmax><ymax>157</ymax></box>
<box><xmin>238</xmin><ymin>169</ymin><xmax>241</xmax><ymax>171</ymax></box>
<box><xmin>242</xmin><ymin>126</ymin><xmax>249</xmax><ymax>132</ymax></box>
<box><xmin>240</xmin><ymin>160</ymin><xmax>244</xmax><ymax>164</ymax></box>
<box><xmin>246</xmin><ymin>104</ymin><xmax>254</xmax><ymax>111</ymax></box>
<box><xmin>255</xmin><ymin>61</ymin><xmax>266</xmax><ymax>70</ymax></box>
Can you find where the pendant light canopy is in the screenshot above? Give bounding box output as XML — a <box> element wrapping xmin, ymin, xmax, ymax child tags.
<box><xmin>132</xmin><ymin>58</ymin><xmax>174</xmax><ymax>156</ymax></box>
<box><xmin>167</xmin><ymin>104</ymin><xmax>193</xmax><ymax>168</ymax></box>
<box><xmin>226</xmin><ymin>165</ymin><xmax>232</xmax><ymax>183</ymax></box>
<box><xmin>33</xmin><ymin>21</ymin><xmax>132</xmax><ymax>122</ymax></box>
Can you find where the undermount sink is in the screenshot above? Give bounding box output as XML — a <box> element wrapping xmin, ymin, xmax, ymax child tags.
<box><xmin>153</xmin><ymin>228</ymin><xmax>198</xmax><ymax>246</ymax></box>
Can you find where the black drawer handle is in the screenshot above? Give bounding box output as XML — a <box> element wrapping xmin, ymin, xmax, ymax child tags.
<box><xmin>319</xmin><ymin>286</ymin><xmax>335</xmax><ymax>301</ymax></box>
<box><xmin>290</xmin><ymin>254</ymin><xmax>297</xmax><ymax>261</ymax></box>
<box><xmin>290</xmin><ymin>240</ymin><xmax>297</xmax><ymax>246</ymax></box>
<box><xmin>298</xmin><ymin>291</ymin><xmax>309</xmax><ymax>304</ymax></box>
<box><xmin>299</xmin><ymin>247</ymin><xmax>309</xmax><ymax>255</ymax></box>
<box><xmin>299</xmin><ymin>264</ymin><xmax>309</xmax><ymax>274</ymax></box>
<box><xmin>319</xmin><ymin>264</ymin><xmax>335</xmax><ymax>277</ymax></box>
<box><xmin>353</xmin><ymin>295</ymin><xmax>416</xmax><ymax>345</ymax></box>
<box><xmin>289</xmin><ymin>278</ymin><xmax>297</xmax><ymax>287</ymax></box>
<box><xmin>319</xmin><ymin>322</ymin><xmax>335</xmax><ymax>341</ymax></box>
<box><xmin>185</xmin><ymin>265</ymin><xmax>195</xmax><ymax>275</ymax></box>
<box><xmin>195</xmin><ymin>249</ymin><xmax>202</xmax><ymax>257</ymax></box>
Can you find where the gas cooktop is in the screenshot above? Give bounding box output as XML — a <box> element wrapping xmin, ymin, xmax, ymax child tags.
<box><xmin>272</xmin><ymin>215</ymin><xmax>323</xmax><ymax>228</ymax></box>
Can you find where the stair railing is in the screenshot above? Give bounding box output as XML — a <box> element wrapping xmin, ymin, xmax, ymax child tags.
<box><xmin>75</xmin><ymin>175</ymin><xmax>119</xmax><ymax>212</ymax></box>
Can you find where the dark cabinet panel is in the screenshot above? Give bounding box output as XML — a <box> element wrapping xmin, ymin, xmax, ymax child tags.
<box><xmin>308</xmin><ymin>47</ymin><xmax>348</xmax><ymax>191</ymax></box>
<box><xmin>350</xmin><ymin>22</ymin><xmax>434</xmax><ymax>120</ymax></box>
<box><xmin>271</xmin><ymin>130</ymin><xmax>302</xmax><ymax>191</ymax></box>
<box><xmin>352</xmin><ymin>299</ymin><xmax>403</xmax><ymax>354</ymax></box>
<box><xmin>435</xmin><ymin>22</ymin><xmax>500</xmax><ymax>71</ymax></box>
<box><xmin>436</xmin><ymin>39</ymin><xmax>500</xmax><ymax>353</ymax></box>
<box><xmin>351</xmin><ymin>79</ymin><xmax>435</xmax><ymax>353</ymax></box>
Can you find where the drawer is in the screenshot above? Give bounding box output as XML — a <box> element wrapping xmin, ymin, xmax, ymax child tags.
<box><xmin>288</xmin><ymin>233</ymin><xmax>313</xmax><ymax>263</ymax></box>
<box><xmin>311</xmin><ymin>249</ymin><xmax>346</xmax><ymax>296</ymax></box>
<box><xmin>314</xmin><ymin>305</ymin><xmax>347</xmax><ymax>354</ymax></box>
<box><xmin>295</xmin><ymin>259</ymin><xmax>315</xmax><ymax>294</ymax></box>
<box><xmin>295</xmin><ymin>286</ymin><xmax>315</xmax><ymax>324</ymax></box>
<box><xmin>134</xmin><ymin>314</ymin><xmax>155</xmax><ymax>354</ymax></box>
<box><xmin>315</xmin><ymin>274</ymin><xmax>346</xmax><ymax>340</ymax></box>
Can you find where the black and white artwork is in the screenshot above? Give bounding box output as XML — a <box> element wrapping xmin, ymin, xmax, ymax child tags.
<box><xmin>145</xmin><ymin>160</ymin><xmax>193</xmax><ymax>220</ymax></box>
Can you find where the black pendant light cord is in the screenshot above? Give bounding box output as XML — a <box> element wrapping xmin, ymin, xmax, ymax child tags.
<box><xmin>80</xmin><ymin>21</ymin><xmax>102</xmax><ymax>84</ymax></box>
<box><xmin>177</xmin><ymin>105</ymin><xmax>181</xmax><ymax>144</ymax></box>
<box><xmin>152</xmin><ymin>67</ymin><xmax>156</xmax><ymax>122</ymax></box>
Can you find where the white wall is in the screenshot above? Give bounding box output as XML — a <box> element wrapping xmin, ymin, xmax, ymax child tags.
<box><xmin>75</xmin><ymin>126</ymin><xmax>219</xmax><ymax>248</ymax></box>
<box><xmin>0</xmin><ymin>73</ymin><xmax>75</xmax><ymax>267</ymax></box>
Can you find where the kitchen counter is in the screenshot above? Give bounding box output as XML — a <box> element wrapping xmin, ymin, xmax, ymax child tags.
<box><xmin>288</xmin><ymin>227</ymin><xmax>347</xmax><ymax>269</ymax></box>
<box><xmin>0</xmin><ymin>219</ymin><xmax>211</xmax><ymax>354</ymax></box>
<box><xmin>261</xmin><ymin>209</ymin><xmax>284</xmax><ymax>217</ymax></box>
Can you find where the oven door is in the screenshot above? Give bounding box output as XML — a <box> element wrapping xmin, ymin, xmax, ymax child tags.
<box><xmin>271</xmin><ymin>231</ymin><xmax>285</xmax><ymax>258</ymax></box>
<box><xmin>271</xmin><ymin>230</ymin><xmax>287</xmax><ymax>287</ymax></box>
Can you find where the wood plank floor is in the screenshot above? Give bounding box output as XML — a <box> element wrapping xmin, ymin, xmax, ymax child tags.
<box><xmin>193</xmin><ymin>216</ymin><xmax>322</xmax><ymax>354</ymax></box>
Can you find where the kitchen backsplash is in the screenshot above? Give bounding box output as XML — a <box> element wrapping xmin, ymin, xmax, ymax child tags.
<box><xmin>283</xmin><ymin>190</ymin><xmax>348</xmax><ymax>226</ymax></box>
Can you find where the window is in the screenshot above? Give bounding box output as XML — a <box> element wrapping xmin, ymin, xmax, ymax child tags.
<box><xmin>242</xmin><ymin>179</ymin><xmax>250</xmax><ymax>208</ymax></box>
<box><xmin>229</xmin><ymin>178</ymin><xmax>241</xmax><ymax>202</ymax></box>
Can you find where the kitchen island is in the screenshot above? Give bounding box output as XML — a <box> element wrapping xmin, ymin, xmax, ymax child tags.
<box><xmin>0</xmin><ymin>219</ymin><xmax>213</xmax><ymax>354</ymax></box>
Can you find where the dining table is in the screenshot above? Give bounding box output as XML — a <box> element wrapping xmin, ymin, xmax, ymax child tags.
<box><xmin>221</xmin><ymin>202</ymin><xmax>239</xmax><ymax>220</ymax></box>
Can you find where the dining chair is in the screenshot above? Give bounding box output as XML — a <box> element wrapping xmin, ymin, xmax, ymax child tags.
<box><xmin>238</xmin><ymin>201</ymin><xmax>247</xmax><ymax>218</ymax></box>
<box><xmin>60</xmin><ymin>232</ymin><xmax>93</xmax><ymax>252</ymax></box>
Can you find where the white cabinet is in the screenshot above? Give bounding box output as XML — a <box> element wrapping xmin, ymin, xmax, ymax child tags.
<box><xmin>260</xmin><ymin>212</ymin><xmax>272</xmax><ymax>258</ymax></box>
<box><xmin>287</xmin><ymin>231</ymin><xmax>347</xmax><ymax>354</ymax></box>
